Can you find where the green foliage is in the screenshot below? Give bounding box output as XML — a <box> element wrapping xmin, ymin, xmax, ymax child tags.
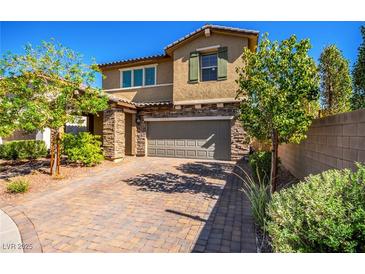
<box><xmin>62</xmin><ymin>132</ymin><xmax>104</xmax><ymax>166</ymax></box>
<box><xmin>0</xmin><ymin>143</ymin><xmax>13</xmax><ymax>159</ymax></box>
<box><xmin>319</xmin><ymin>45</ymin><xmax>352</xmax><ymax>115</ymax></box>
<box><xmin>248</xmin><ymin>151</ymin><xmax>272</xmax><ymax>184</ymax></box>
<box><xmin>237</xmin><ymin>33</ymin><xmax>320</xmax><ymax>145</ymax></box>
<box><xmin>0</xmin><ymin>140</ymin><xmax>47</xmax><ymax>160</ymax></box>
<box><xmin>7</xmin><ymin>179</ymin><xmax>30</xmax><ymax>193</ymax></box>
<box><xmin>267</xmin><ymin>164</ymin><xmax>365</xmax><ymax>252</ymax></box>
<box><xmin>0</xmin><ymin>39</ymin><xmax>108</xmax><ymax>137</ymax></box>
<box><xmin>237</xmin><ymin>165</ymin><xmax>271</xmax><ymax>230</ymax></box>
<box><xmin>352</xmin><ymin>26</ymin><xmax>365</xmax><ymax>110</ymax></box>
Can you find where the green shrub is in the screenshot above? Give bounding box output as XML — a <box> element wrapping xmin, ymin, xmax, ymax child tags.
<box><xmin>248</xmin><ymin>151</ymin><xmax>272</xmax><ymax>184</ymax></box>
<box><xmin>239</xmin><ymin>167</ymin><xmax>271</xmax><ymax>230</ymax></box>
<box><xmin>267</xmin><ymin>164</ymin><xmax>365</xmax><ymax>252</ymax></box>
<box><xmin>62</xmin><ymin>132</ymin><xmax>104</xmax><ymax>166</ymax></box>
<box><xmin>0</xmin><ymin>143</ymin><xmax>13</xmax><ymax>159</ymax></box>
<box><xmin>0</xmin><ymin>140</ymin><xmax>47</xmax><ymax>160</ymax></box>
<box><xmin>7</xmin><ymin>179</ymin><xmax>30</xmax><ymax>193</ymax></box>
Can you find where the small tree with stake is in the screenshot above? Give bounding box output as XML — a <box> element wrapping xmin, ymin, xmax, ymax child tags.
<box><xmin>0</xmin><ymin>40</ymin><xmax>108</xmax><ymax>176</ymax></box>
<box><xmin>237</xmin><ymin>34</ymin><xmax>320</xmax><ymax>192</ymax></box>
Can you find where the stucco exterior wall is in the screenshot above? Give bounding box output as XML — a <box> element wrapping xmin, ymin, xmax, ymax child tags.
<box><xmin>1</xmin><ymin>129</ymin><xmax>51</xmax><ymax>149</ymax></box>
<box><xmin>102</xmin><ymin>69</ymin><xmax>120</xmax><ymax>90</ymax></box>
<box><xmin>93</xmin><ymin>112</ymin><xmax>104</xmax><ymax>136</ymax></box>
<box><xmin>172</xmin><ymin>33</ymin><xmax>248</xmax><ymax>102</ymax></box>
<box><xmin>279</xmin><ymin>109</ymin><xmax>365</xmax><ymax>179</ymax></box>
<box><xmin>108</xmin><ymin>84</ymin><xmax>173</xmax><ymax>102</ymax></box>
<box><xmin>2</xmin><ymin>130</ymin><xmax>37</xmax><ymax>142</ymax></box>
<box><xmin>102</xmin><ymin>59</ymin><xmax>173</xmax><ymax>90</ymax></box>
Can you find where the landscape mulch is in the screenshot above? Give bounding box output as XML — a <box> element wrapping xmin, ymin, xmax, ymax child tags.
<box><xmin>0</xmin><ymin>158</ymin><xmax>120</xmax><ymax>202</ymax></box>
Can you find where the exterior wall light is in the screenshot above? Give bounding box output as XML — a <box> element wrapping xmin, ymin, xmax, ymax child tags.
<box><xmin>136</xmin><ymin>115</ymin><xmax>142</xmax><ymax>125</ymax></box>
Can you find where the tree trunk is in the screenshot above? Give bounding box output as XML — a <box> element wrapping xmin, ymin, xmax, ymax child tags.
<box><xmin>270</xmin><ymin>129</ymin><xmax>279</xmax><ymax>192</ymax></box>
<box><xmin>328</xmin><ymin>82</ymin><xmax>332</xmax><ymax>110</ymax></box>
<box><xmin>50</xmin><ymin>128</ymin><xmax>62</xmax><ymax>176</ymax></box>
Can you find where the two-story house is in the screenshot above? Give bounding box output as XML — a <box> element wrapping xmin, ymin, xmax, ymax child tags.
<box><xmin>92</xmin><ymin>25</ymin><xmax>259</xmax><ymax>161</ymax></box>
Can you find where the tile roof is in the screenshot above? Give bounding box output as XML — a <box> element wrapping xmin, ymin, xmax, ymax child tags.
<box><xmin>98</xmin><ymin>54</ymin><xmax>168</xmax><ymax>68</ymax></box>
<box><xmin>107</xmin><ymin>94</ymin><xmax>172</xmax><ymax>108</ymax></box>
<box><xmin>134</xmin><ymin>101</ymin><xmax>172</xmax><ymax>107</ymax></box>
<box><xmin>107</xmin><ymin>94</ymin><xmax>134</xmax><ymax>105</ymax></box>
<box><xmin>164</xmin><ymin>24</ymin><xmax>259</xmax><ymax>51</ymax></box>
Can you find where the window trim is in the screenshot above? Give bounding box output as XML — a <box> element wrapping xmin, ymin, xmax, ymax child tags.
<box><xmin>196</xmin><ymin>44</ymin><xmax>221</xmax><ymax>52</ymax></box>
<box><xmin>119</xmin><ymin>64</ymin><xmax>157</xmax><ymax>89</ymax></box>
<box><xmin>200</xmin><ymin>53</ymin><xmax>218</xmax><ymax>82</ymax></box>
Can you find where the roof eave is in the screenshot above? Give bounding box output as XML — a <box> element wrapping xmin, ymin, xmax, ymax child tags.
<box><xmin>98</xmin><ymin>54</ymin><xmax>170</xmax><ymax>70</ymax></box>
<box><xmin>164</xmin><ymin>25</ymin><xmax>259</xmax><ymax>55</ymax></box>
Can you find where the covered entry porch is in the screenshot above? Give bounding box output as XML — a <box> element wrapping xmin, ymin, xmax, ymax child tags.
<box><xmin>96</xmin><ymin>99</ymin><xmax>138</xmax><ymax>161</ymax></box>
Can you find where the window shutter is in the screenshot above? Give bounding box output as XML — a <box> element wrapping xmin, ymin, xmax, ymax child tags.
<box><xmin>189</xmin><ymin>51</ymin><xmax>199</xmax><ymax>83</ymax></box>
<box><xmin>218</xmin><ymin>47</ymin><xmax>228</xmax><ymax>81</ymax></box>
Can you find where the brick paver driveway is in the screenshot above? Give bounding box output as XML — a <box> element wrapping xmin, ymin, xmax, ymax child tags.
<box><xmin>4</xmin><ymin>157</ymin><xmax>256</xmax><ymax>253</ymax></box>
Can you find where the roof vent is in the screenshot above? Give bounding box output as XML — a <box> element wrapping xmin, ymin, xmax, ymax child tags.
<box><xmin>204</xmin><ymin>28</ymin><xmax>211</xmax><ymax>37</ymax></box>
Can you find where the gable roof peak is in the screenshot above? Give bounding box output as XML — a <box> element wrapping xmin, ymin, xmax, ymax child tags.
<box><xmin>164</xmin><ymin>24</ymin><xmax>259</xmax><ymax>54</ymax></box>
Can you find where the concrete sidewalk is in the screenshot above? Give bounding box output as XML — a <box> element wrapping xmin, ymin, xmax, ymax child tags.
<box><xmin>0</xmin><ymin>209</ymin><xmax>23</xmax><ymax>253</ymax></box>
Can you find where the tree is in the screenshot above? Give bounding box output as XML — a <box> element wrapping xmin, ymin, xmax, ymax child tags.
<box><xmin>318</xmin><ymin>45</ymin><xmax>352</xmax><ymax>116</ymax></box>
<box><xmin>352</xmin><ymin>26</ymin><xmax>365</xmax><ymax>110</ymax></box>
<box><xmin>0</xmin><ymin>40</ymin><xmax>108</xmax><ymax>176</ymax></box>
<box><xmin>237</xmin><ymin>34</ymin><xmax>320</xmax><ymax>192</ymax></box>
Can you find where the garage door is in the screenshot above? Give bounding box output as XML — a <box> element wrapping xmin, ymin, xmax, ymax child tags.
<box><xmin>147</xmin><ymin>120</ymin><xmax>231</xmax><ymax>160</ymax></box>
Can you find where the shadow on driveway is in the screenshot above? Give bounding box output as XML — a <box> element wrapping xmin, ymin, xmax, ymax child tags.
<box><xmin>124</xmin><ymin>158</ymin><xmax>257</xmax><ymax>253</ymax></box>
<box><xmin>175</xmin><ymin>161</ymin><xmax>234</xmax><ymax>180</ymax></box>
<box><xmin>124</xmin><ymin>172</ymin><xmax>222</xmax><ymax>199</ymax></box>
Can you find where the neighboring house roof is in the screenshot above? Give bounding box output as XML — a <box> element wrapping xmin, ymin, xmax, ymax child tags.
<box><xmin>98</xmin><ymin>24</ymin><xmax>259</xmax><ymax>69</ymax></box>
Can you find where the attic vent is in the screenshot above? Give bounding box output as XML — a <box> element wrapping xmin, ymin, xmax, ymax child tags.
<box><xmin>204</xmin><ymin>28</ymin><xmax>211</xmax><ymax>37</ymax></box>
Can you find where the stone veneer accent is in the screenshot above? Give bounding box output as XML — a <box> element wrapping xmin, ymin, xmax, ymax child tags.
<box><xmin>136</xmin><ymin>103</ymin><xmax>249</xmax><ymax>160</ymax></box>
<box><xmin>231</xmin><ymin>119</ymin><xmax>250</xmax><ymax>160</ymax></box>
<box><xmin>103</xmin><ymin>108</ymin><xmax>125</xmax><ymax>160</ymax></box>
<box><xmin>136</xmin><ymin>118</ymin><xmax>147</xmax><ymax>156</ymax></box>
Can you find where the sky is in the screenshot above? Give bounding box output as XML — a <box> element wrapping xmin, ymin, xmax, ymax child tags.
<box><xmin>0</xmin><ymin>21</ymin><xmax>364</xmax><ymax>88</ymax></box>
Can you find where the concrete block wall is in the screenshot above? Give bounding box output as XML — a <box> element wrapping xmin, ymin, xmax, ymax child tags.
<box><xmin>279</xmin><ymin>109</ymin><xmax>365</xmax><ymax>179</ymax></box>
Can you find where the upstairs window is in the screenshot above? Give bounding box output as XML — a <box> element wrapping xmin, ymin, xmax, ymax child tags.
<box><xmin>133</xmin><ymin>69</ymin><xmax>143</xmax><ymax>87</ymax></box>
<box><xmin>189</xmin><ymin>47</ymin><xmax>227</xmax><ymax>83</ymax></box>
<box><xmin>201</xmin><ymin>53</ymin><xmax>218</xmax><ymax>81</ymax></box>
<box><xmin>144</xmin><ymin>67</ymin><xmax>156</xmax><ymax>86</ymax></box>
<box><xmin>121</xmin><ymin>66</ymin><xmax>157</xmax><ymax>88</ymax></box>
<box><xmin>122</xmin><ymin>70</ymin><xmax>132</xmax><ymax>88</ymax></box>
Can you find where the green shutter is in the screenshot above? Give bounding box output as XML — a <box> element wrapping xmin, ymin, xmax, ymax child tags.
<box><xmin>218</xmin><ymin>47</ymin><xmax>228</xmax><ymax>81</ymax></box>
<box><xmin>189</xmin><ymin>51</ymin><xmax>199</xmax><ymax>83</ymax></box>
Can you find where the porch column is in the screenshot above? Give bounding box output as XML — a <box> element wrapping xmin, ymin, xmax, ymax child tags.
<box><xmin>131</xmin><ymin>113</ymin><xmax>137</xmax><ymax>156</ymax></box>
<box><xmin>136</xmin><ymin>116</ymin><xmax>147</xmax><ymax>156</ymax></box>
<box><xmin>103</xmin><ymin>108</ymin><xmax>125</xmax><ymax>160</ymax></box>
